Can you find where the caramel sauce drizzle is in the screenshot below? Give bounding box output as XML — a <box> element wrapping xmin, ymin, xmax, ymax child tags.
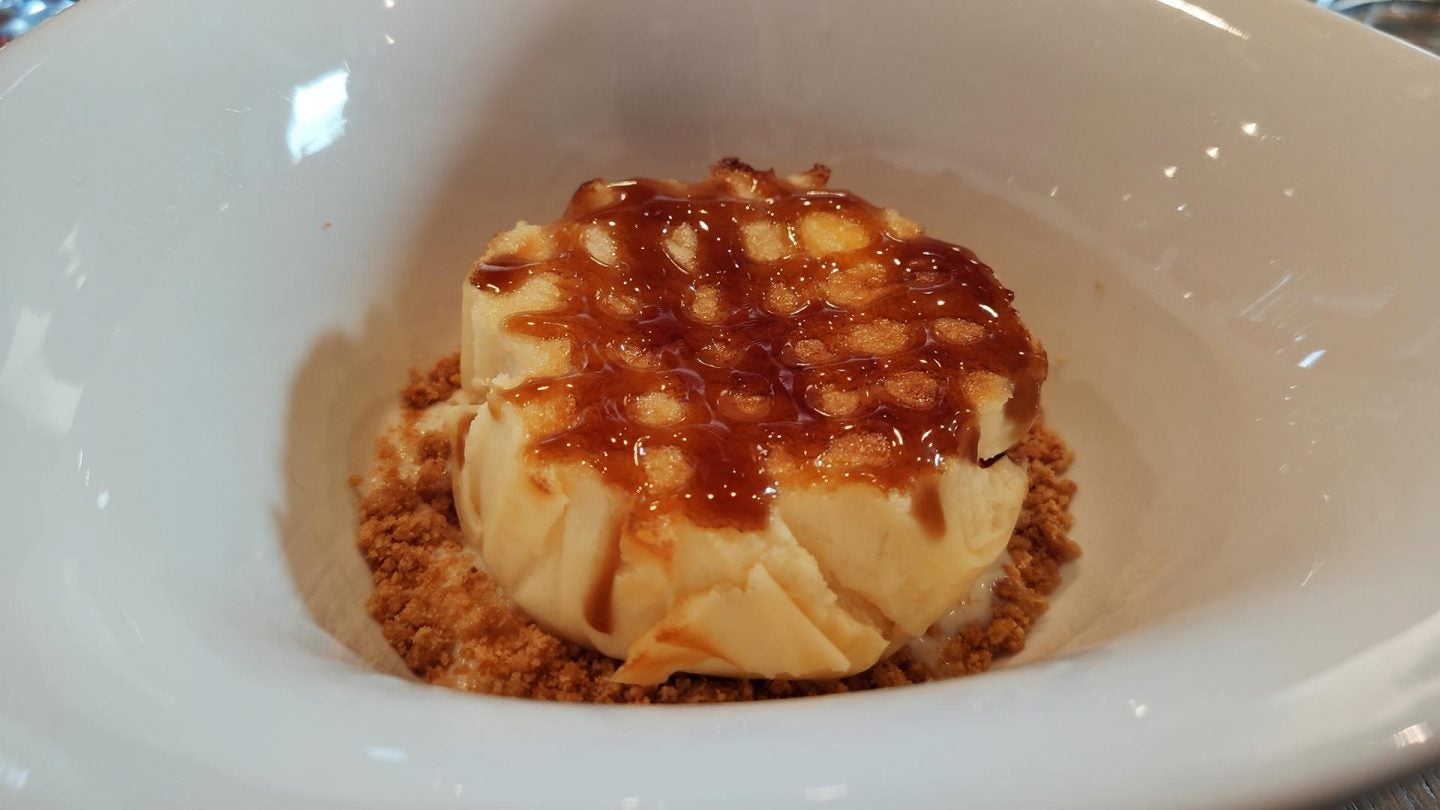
<box><xmin>471</xmin><ymin>162</ymin><xmax>1045</xmax><ymax>531</ymax></box>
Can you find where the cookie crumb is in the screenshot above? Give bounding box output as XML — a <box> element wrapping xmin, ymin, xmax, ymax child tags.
<box><xmin>358</xmin><ymin>353</ymin><xmax>1079</xmax><ymax>702</ymax></box>
<box><xmin>401</xmin><ymin>353</ymin><xmax>462</xmax><ymax>410</ymax></box>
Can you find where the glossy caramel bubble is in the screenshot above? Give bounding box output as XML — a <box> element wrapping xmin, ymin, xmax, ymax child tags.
<box><xmin>471</xmin><ymin>159</ymin><xmax>1046</xmax><ymax>529</ymax></box>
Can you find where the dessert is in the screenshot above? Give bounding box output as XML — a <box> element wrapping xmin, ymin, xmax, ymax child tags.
<box><xmin>357</xmin><ymin>161</ymin><xmax>1079</xmax><ymax>700</ymax></box>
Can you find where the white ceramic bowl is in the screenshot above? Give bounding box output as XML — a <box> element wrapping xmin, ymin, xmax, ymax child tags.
<box><xmin>3</xmin><ymin>1</ymin><xmax>1439</xmax><ymax>807</ymax></box>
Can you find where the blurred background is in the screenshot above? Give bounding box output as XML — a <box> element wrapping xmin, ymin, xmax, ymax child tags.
<box><xmin>0</xmin><ymin>0</ymin><xmax>72</xmax><ymax>47</ymax></box>
<box><xmin>4</xmin><ymin>0</ymin><xmax>1440</xmax><ymax>53</ymax></box>
<box><xmin>1316</xmin><ymin>0</ymin><xmax>1440</xmax><ymax>53</ymax></box>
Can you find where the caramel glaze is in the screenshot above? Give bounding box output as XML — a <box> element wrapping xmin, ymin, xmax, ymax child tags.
<box><xmin>471</xmin><ymin>162</ymin><xmax>1046</xmax><ymax>532</ymax></box>
<box><xmin>454</xmin><ymin>412</ymin><xmax>476</xmax><ymax>469</ymax></box>
<box><xmin>910</xmin><ymin>475</ymin><xmax>948</xmax><ymax>539</ymax></box>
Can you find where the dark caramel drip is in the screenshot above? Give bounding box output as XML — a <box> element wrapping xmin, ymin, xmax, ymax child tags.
<box><xmin>911</xmin><ymin>475</ymin><xmax>948</xmax><ymax>539</ymax></box>
<box><xmin>454</xmin><ymin>411</ymin><xmax>476</xmax><ymax>469</ymax></box>
<box><xmin>473</xmin><ymin>167</ymin><xmax>1046</xmax><ymax>530</ymax></box>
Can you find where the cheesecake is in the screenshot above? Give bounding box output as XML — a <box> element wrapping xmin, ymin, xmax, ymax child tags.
<box><xmin>448</xmin><ymin>160</ymin><xmax>1049</xmax><ymax>684</ymax></box>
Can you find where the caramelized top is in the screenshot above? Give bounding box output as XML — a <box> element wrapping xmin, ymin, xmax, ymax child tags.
<box><xmin>470</xmin><ymin>160</ymin><xmax>1046</xmax><ymax>530</ymax></box>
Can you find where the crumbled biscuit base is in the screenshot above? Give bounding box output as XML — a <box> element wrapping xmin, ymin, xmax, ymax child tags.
<box><xmin>400</xmin><ymin>353</ymin><xmax>462</xmax><ymax>410</ymax></box>
<box><xmin>358</xmin><ymin>353</ymin><xmax>1079</xmax><ymax>703</ymax></box>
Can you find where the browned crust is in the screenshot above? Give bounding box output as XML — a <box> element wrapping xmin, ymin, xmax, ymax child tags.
<box><xmin>357</xmin><ymin>354</ymin><xmax>1079</xmax><ymax>703</ymax></box>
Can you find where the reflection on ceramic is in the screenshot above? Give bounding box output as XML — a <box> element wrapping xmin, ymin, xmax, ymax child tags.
<box><xmin>2</xmin><ymin>1</ymin><xmax>1439</xmax><ymax>807</ymax></box>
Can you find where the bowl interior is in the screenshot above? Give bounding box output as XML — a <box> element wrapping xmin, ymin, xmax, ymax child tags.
<box><xmin>3</xmin><ymin>1</ymin><xmax>1440</xmax><ymax>807</ymax></box>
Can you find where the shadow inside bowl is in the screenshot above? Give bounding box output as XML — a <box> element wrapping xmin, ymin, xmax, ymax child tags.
<box><xmin>266</xmin><ymin>0</ymin><xmax>1260</xmax><ymax>691</ymax></box>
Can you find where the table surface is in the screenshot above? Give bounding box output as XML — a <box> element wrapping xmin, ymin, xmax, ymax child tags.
<box><xmin>1</xmin><ymin>0</ymin><xmax>1437</xmax><ymax>807</ymax></box>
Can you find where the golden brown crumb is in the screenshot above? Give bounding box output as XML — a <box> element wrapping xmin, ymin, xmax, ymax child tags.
<box><xmin>400</xmin><ymin>353</ymin><xmax>461</xmax><ymax>410</ymax></box>
<box><xmin>358</xmin><ymin>354</ymin><xmax>1079</xmax><ymax>702</ymax></box>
